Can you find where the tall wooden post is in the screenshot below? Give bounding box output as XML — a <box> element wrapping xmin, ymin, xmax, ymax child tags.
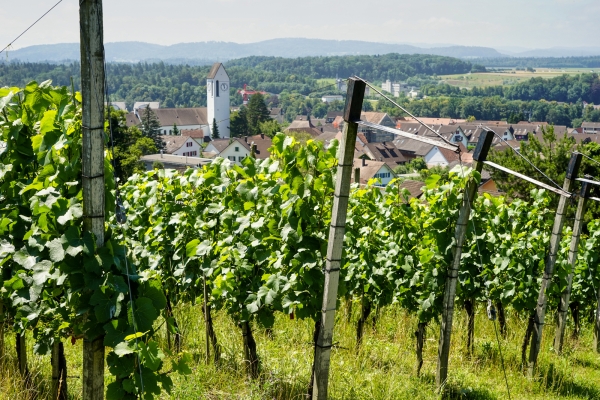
<box><xmin>80</xmin><ymin>0</ymin><xmax>106</xmax><ymax>398</ymax></box>
<box><xmin>52</xmin><ymin>341</ymin><xmax>68</xmax><ymax>400</ymax></box>
<box><xmin>554</xmin><ymin>181</ymin><xmax>590</xmax><ymax>354</ymax></box>
<box><xmin>312</xmin><ymin>78</ymin><xmax>365</xmax><ymax>400</ymax></box>
<box><xmin>435</xmin><ymin>130</ymin><xmax>494</xmax><ymax>389</ymax></box>
<box><xmin>528</xmin><ymin>153</ymin><xmax>582</xmax><ymax>377</ymax></box>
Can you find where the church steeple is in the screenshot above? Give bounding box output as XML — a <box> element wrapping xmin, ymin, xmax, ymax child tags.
<box><xmin>207</xmin><ymin>63</ymin><xmax>230</xmax><ymax>138</ymax></box>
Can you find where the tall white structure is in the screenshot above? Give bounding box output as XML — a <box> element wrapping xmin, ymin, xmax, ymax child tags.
<box><xmin>207</xmin><ymin>62</ymin><xmax>231</xmax><ymax>138</ymax></box>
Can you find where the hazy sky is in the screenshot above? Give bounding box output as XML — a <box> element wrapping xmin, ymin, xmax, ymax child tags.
<box><xmin>2</xmin><ymin>0</ymin><xmax>599</xmax><ymax>51</ymax></box>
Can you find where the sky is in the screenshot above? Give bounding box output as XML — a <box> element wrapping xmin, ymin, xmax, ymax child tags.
<box><xmin>2</xmin><ymin>0</ymin><xmax>599</xmax><ymax>51</ymax></box>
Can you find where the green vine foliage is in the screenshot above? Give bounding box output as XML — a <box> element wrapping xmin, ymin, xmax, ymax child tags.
<box><xmin>3</xmin><ymin>90</ymin><xmax>600</xmax><ymax>397</ymax></box>
<box><xmin>0</xmin><ymin>82</ymin><xmax>189</xmax><ymax>399</ymax></box>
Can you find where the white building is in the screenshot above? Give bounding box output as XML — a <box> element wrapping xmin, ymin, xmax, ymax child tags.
<box><xmin>354</xmin><ymin>158</ymin><xmax>396</xmax><ymax>187</ymax></box>
<box><xmin>207</xmin><ymin>63</ymin><xmax>231</xmax><ymax>138</ymax></box>
<box><xmin>321</xmin><ymin>95</ymin><xmax>344</xmax><ymax>103</ymax></box>
<box><xmin>205</xmin><ymin>139</ymin><xmax>250</xmax><ymax>164</ymax></box>
<box><xmin>160</xmin><ymin>135</ymin><xmax>203</xmax><ymax>157</ymax></box>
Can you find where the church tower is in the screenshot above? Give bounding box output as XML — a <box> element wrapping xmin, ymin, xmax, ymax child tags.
<box><xmin>207</xmin><ymin>63</ymin><xmax>231</xmax><ymax>138</ymax></box>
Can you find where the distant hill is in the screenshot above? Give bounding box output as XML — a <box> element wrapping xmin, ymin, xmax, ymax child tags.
<box><xmin>4</xmin><ymin>38</ymin><xmax>505</xmax><ymax>63</ymax></box>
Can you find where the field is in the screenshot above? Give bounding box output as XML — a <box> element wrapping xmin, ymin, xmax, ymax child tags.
<box><xmin>3</xmin><ymin>304</ymin><xmax>600</xmax><ymax>399</ymax></box>
<box><xmin>439</xmin><ymin>68</ymin><xmax>600</xmax><ymax>89</ymax></box>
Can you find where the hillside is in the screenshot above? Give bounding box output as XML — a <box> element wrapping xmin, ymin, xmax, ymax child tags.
<box><xmin>4</xmin><ymin>39</ymin><xmax>504</xmax><ymax>63</ymax></box>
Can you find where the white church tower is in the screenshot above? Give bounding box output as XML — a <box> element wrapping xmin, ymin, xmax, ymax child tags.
<box><xmin>207</xmin><ymin>63</ymin><xmax>231</xmax><ymax>138</ymax></box>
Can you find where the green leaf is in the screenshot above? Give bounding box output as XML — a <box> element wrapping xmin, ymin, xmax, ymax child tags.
<box><xmin>185</xmin><ymin>239</ymin><xmax>199</xmax><ymax>258</ymax></box>
<box><xmin>129</xmin><ymin>297</ymin><xmax>158</xmax><ymax>333</ymax></box>
<box><xmin>47</xmin><ymin>238</ymin><xmax>65</xmax><ymax>262</ymax></box>
<box><xmin>139</xmin><ymin>341</ymin><xmax>164</xmax><ymax>371</ymax></box>
<box><xmin>114</xmin><ymin>341</ymin><xmax>136</xmax><ymax>356</ymax></box>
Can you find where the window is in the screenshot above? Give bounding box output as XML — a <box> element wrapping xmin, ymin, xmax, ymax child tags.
<box><xmin>235</xmin><ymin>146</ymin><xmax>239</xmax><ymax>152</ymax></box>
<box><xmin>186</xmin><ymin>142</ymin><xmax>193</xmax><ymax>147</ymax></box>
<box><xmin>374</xmin><ymin>172</ymin><xmax>391</xmax><ymax>179</ymax></box>
<box><xmin>228</xmin><ymin>156</ymin><xmax>236</xmax><ymax>161</ymax></box>
<box><xmin>239</xmin><ymin>156</ymin><xmax>244</xmax><ymax>161</ymax></box>
<box><xmin>169</xmin><ymin>130</ymin><xmax>172</xmax><ymax>134</ymax></box>
<box><xmin>216</xmin><ymin>80</ymin><xmax>220</xmax><ymax>97</ymax></box>
<box><xmin>191</xmin><ymin>151</ymin><xmax>197</xmax><ymax>156</ymax></box>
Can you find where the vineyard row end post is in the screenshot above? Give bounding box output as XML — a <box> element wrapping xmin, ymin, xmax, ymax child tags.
<box><xmin>528</xmin><ymin>152</ymin><xmax>582</xmax><ymax>377</ymax></box>
<box><xmin>80</xmin><ymin>0</ymin><xmax>107</xmax><ymax>398</ymax></box>
<box><xmin>312</xmin><ymin>78</ymin><xmax>365</xmax><ymax>400</ymax></box>
<box><xmin>554</xmin><ymin>181</ymin><xmax>590</xmax><ymax>354</ymax></box>
<box><xmin>435</xmin><ymin>130</ymin><xmax>495</xmax><ymax>390</ymax></box>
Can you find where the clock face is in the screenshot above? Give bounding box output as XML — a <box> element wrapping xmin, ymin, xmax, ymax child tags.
<box><xmin>220</xmin><ymin>82</ymin><xmax>229</xmax><ymax>91</ymax></box>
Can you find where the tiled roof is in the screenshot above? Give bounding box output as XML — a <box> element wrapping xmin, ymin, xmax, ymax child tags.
<box><xmin>159</xmin><ymin>135</ymin><xmax>192</xmax><ymax>154</ymax></box>
<box><xmin>399</xmin><ymin>180</ymin><xmax>424</xmax><ymax>199</ymax></box>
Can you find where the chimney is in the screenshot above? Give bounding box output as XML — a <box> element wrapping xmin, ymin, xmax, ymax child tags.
<box><xmin>260</xmin><ymin>133</ymin><xmax>264</xmax><ymax>139</ymax></box>
<box><xmin>383</xmin><ymin>141</ymin><xmax>386</xmax><ymax>146</ymax></box>
<box><xmin>244</xmin><ymin>136</ymin><xmax>248</xmax><ymax>143</ymax></box>
<box><xmin>160</xmin><ymin>149</ymin><xmax>163</xmax><ymax>158</ymax></box>
<box><xmin>253</xmin><ymin>144</ymin><xmax>258</xmax><ymax>153</ymax></box>
<box><xmin>362</xmin><ymin>158</ymin><xmax>366</xmax><ymax>167</ymax></box>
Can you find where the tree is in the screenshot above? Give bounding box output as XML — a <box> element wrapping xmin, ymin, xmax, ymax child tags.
<box><xmin>140</xmin><ymin>105</ymin><xmax>163</xmax><ymax>150</ymax></box>
<box><xmin>212</xmin><ymin>118</ymin><xmax>220</xmax><ymax>139</ymax></box>
<box><xmin>259</xmin><ymin>120</ymin><xmax>281</xmax><ymax>138</ymax></box>
<box><xmin>246</xmin><ymin>93</ymin><xmax>271</xmax><ymax>135</ymax></box>
<box><xmin>230</xmin><ymin>108</ymin><xmax>249</xmax><ymax>137</ymax></box>
<box><xmin>111</xmin><ymin>126</ymin><xmax>158</xmax><ymax>182</ymax></box>
<box><xmin>172</xmin><ymin>124</ymin><xmax>179</xmax><ymax>135</ymax></box>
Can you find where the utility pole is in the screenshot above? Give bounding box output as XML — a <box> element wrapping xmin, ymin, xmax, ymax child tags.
<box><xmin>80</xmin><ymin>0</ymin><xmax>106</xmax><ymax>398</ymax></box>
<box><xmin>528</xmin><ymin>153</ymin><xmax>582</xmax><ymax>377</ymax></box>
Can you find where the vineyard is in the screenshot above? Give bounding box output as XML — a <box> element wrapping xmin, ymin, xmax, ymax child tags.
<box><xmin>1</xmin><ymin>80</ymin><xmax>600</xmax><ymax>398</ymax></box>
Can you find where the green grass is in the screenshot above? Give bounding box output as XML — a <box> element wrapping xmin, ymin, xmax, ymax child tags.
<box><xmin>439</xmin><ymin>69</ymin><xmax>600</xmax><ymax>89</ymax></box>
<box><xmin>3</xmin><ymin>303</ymin><xmax>600</xmax><ymax>399</ymax></box>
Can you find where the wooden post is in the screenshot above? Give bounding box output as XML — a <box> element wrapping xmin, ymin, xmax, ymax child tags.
<box><xmin>435</xmin><ymin>130</ymin><xmax>494</xmax><ymax>389</ymax></box>
<box><xmin>554</xmin><ymin>181</ymin><xmax>590</xmax><ymax>354</ymax></box>
<box><xmin>528</xmin><ymin>152</ymin><xmax>582</xmax><ymax>377</ymax></box>
<box><xmin>354</xmin><ymin>167</ymin><xmax>360</xmax><ymax>185</ymax></box>
<box><xmin>311</xmin><ymin>78</ymin><xmax>365</xmax><ymax>400</ymax></box>
<box><xmin>52</xmin><ymin>340</ymin><xmax>68</xmax><ymax>400</ymax></box>
<box><xmin>595</xmin><ymin>281</ymin><xmax>600</xmax><ymax>353</ymax></box>
<box><xmin>80</xmin><ymin>0</ymin><xmax>106</xmax><ymax>398</ymax></box>
<box><xmin>16</xmin><ymin>332</ymin><xmax>28</xmax><ymax>377</ymax></box>
<box><xmin>203</xmin><ymin>275</ymin><xmax>210</xmax><ymax>364</ymax></box>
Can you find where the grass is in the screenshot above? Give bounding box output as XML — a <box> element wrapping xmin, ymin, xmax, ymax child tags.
<box><xmin>2</xmin><ymin>303</ymin><xmax>600</xmax><ymax>399</ymax></box>
<box><xmin>439</xmin><ymin>68</ymin><xmax>600</xmax><ymax>89</ymax></box>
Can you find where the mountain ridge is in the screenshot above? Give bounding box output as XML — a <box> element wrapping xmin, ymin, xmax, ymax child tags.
<box><xmin>5</xmin><ymin>38</ymin><xmax>504</xmax><ymax>63</ymax></box>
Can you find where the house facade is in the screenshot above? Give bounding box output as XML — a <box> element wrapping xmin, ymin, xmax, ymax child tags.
<box><xmin>582</xmin><ymin>122</ymin><xmax>600</xmax><ymax>134</ymax></box>
<box><xmin>354</xmin><ymin>158</ymin><xmax>396</xmax><ymax>186</ymax></box>
<box><xmin>160</xmin><ymin>135</ymin><xmax>203</xmax><ymax>157</ymax></box>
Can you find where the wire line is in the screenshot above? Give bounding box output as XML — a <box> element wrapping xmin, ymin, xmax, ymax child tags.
<box><xmin>352</xmin><ymin>75</ymin><xmax>454</xmax><ymax>147</ymax></box>
<box><xmin>0</xmin><ymin>0</ymin><xmax>64</xmax><ymax>56</ymax></box>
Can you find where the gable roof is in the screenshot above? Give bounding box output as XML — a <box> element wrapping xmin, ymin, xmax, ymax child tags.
<box><xmin>284</xmin><ymin>120</ymin><xmax>323</xmax><ymax>137</ymax></box>
<box><xmin>207</xmin><ymin>63</ymin><xmax>225</xmax><ymax>79</ymax></box>
<box><xmin>361</xmin><ymin>112</ymin><xmax>388</xmax><ymax>125</ymax></box>
<box><xmin>151</xmin><ymin>108</ymin><xmax>208</xmax><ymax>127</ymax></box>
<box><xmin>243</xmin><ymin>135</ymin><xmax>273</xmax><ymax>159</ymax></box>
<box><xmin>180</xmin><ymin>129</ymin><xmax>206</xmax><ymax>139</ymax></box>
<box><xmin>399</xmin><ymin>180</ymin><xmax>424</xmax><ymax>199</ymax></box>
<box><xmin>363</xmin><ymin>142</ymin><xmax>408</xmax><ymax>168</ymax></box>
<box><xmin>354</xmin><ymin>158</ymin><xmax>393</xmax><ymax>184</ymax></box>
<box><xmin>159</xmin><ymin>135</ymin><xmax>193</xmax><ymax>154</ymax></box>
<box><xmin>207</xmin><ymin>139</ymin><xmax>236</xmax><ymax>153</ymax></box>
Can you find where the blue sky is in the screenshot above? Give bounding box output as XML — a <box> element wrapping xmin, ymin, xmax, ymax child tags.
<box><xmin>2</xmin><ymin>0</ymin><xmax>599</xmax><ymax>50</ymax></box>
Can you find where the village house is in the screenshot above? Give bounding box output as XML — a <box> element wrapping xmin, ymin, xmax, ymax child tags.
<box><xmin>204</xmin><ymin>135</ymin><xmax>273</xmax><ymax>164</ymax></box>
<box><xmin>284</xmin><ymin>118</ymin><xmax>323</xmax><ymax>137</ymax></box>
<box><xmin>353</xmin><ymin>158</ymin><xmax>396</xmax><ymax>186</ymax></box>
<box><xmin>582</xmin><ymin>122</ymin><xmax>600</xmax><ymax>134</ymax></box>
<box><xmin>361</xmin><ymin>142</ymin><xmax>410</xmax><ymax>169</ymax></box>
<box><xmin>160</xmin><ymin>135</ymin><xmax>203</xmax><ymax>157</ymax></box>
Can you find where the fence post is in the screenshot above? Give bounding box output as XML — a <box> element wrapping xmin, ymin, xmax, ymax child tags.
<box><xmin>435</xmin><ymin>130</ymin><xmax>494</xmax><ymax>389</ymax></box>
<box><xmin>528</xmin><ymin>152</ymin><xmax>582</xmax><ymax>377</ymax></box>
<box><xmin>554</xmin><ymin>181</ymin><xmax>590</xmax><ymax>354</ymax></box>
<box><xmin>312</xmin><ymin>78</ymin><xmax>365</xmax><ymax>400</ymax></box>
<box><xmin>80</xmin><ymin>0</ymin><xmax>106</xmax><ymax>398</ymax></box>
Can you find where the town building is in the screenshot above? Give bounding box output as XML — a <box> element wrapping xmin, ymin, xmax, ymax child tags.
<box><xmin>354</xmin><ymin>158</ymin><xmax>396</xmax><ymax>186</ymax></box>
<box><xmin>582</xmin><ymin>122</ymin><xmax>600</xmax><ymax>134</ymax></box>
<box><xmin>160</xmin><ymin>135</ymin><xmax>203</xmax><ymax>157</ymax></box>
<box><xmin>207</xmin><ymin>63</ymin><xmax>231</xmax><ymax>138</ymax></box>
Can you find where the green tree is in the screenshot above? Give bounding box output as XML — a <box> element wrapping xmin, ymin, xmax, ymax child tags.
<box><xmin>230</xmin><ymin>107</ymin><xmax>249</xmax><ymax>137</ymax></box>
<box><xmin>259</xmin><ymin>119</ymin><xmax>281</xmax><ymax>138</ymax></box>
<box><xmin>212</xmin><ymin>118</ymin><xmax>220</xmax><ymax>139</ymax></box>
<box><xmin>172</xmin><ymin>124</ymin><xmax>179</xmax><ymax>135</ymax></box>
<box><xmin>140</xmin><ymin>105</ymin><xmax>164</xmax><ymax>150</ymax></box>
<box><xmin>112</xmin><ymin>126</ymin><xmax>158</xmax><ymax>182</ymax></box>
<box><xmin>246</xmin><ymin>93</ymin><xmax>271</xmax><ymax>135</ymax></box>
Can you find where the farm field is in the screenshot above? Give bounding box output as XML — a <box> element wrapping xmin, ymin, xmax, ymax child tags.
<box><xmin>439</xmin><ymin>68</ymin><xmax>600</xmax><ymax>89</ymax></box>
<box><xmin>3</xmin><ymin>305</ymin><xmax>600</xmax><ymax>399</ymax></box>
